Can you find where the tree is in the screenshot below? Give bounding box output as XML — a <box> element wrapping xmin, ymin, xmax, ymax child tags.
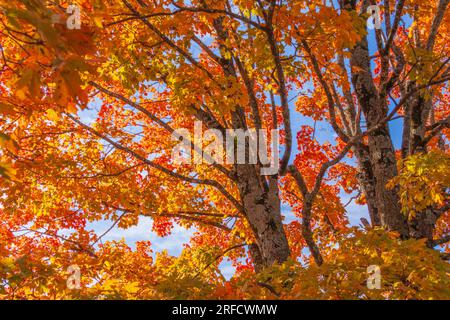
<box><xmin>0</xmin><ymin>0</ymin><xmax>448</xmax><ymax>299</ymax></box>
<box><xmin>299</xmin><ymin>0</ymin><xmax>450</xmax><ymax>245</ymax></box>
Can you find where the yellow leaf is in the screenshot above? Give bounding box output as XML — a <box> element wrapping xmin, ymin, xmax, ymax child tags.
<box><xmin>93</xmin><ymin>16</ymin><xmax>103</xmax><ymax>28</ymax></box>
<box><xmin>0</xmin><ymin>162</ymin><xmax>16</xmax><ymax>179</ymax></box>
<box><xmin>46</xmin><ymin>109</ymin><xmax>60</xmax><ymax>121</ymax></box>
<box><xmin>124</xmin><ymin>282</ymin><xmax>140</xmax><ymax>294</ymax></box>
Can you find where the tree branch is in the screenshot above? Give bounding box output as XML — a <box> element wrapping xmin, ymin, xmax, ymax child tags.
<box><xmin>66</xmin><ymin>113</ymin><xmax>245</xmax><ymax>214</ymax></box>
<box><xmin>89</xmin><ymin>81</ymin><xmax>235</xmax><ymax>180</ymax></box>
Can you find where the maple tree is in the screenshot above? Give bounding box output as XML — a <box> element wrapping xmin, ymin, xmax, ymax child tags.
<box><xmin>0</xmin><ymin>0</ymin><xmax>449</xmax><ymax>299</ymax></box>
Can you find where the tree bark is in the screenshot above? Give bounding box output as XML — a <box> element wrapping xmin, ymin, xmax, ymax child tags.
<box><xmin>237</xmin><ymin>165</ymin><xmax>290</xmax><ymax>269</ymax></box>
<box><xmin>211</xmin><ymin>15</ymin><xmax>290</xmax><ymax>270</ymax></box>
<box><xmin>350</xmin><ymin>29</ymin><xmax>409</xmax><ymax>237</ymax></box>
<box><xmin>353</xmin><ymin>143</ymin><xmax>381</xmax><ymax>226</ymax></box>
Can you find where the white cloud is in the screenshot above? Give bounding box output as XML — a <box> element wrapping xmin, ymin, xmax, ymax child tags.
<box><xmin>87</xmin><ymin>217</ymin><xmax>195</xmax><ymax>256</ymax></box>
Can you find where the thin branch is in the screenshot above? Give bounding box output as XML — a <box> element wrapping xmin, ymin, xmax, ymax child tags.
<box><xmin>432</xmin><ymin>235</ymin><xmax>450</xmax><ymax>247</ymax></box>
<box><xmin>266</xmin><ymin>23</ymin><xmax>292</xmax><ymax>175</ymax></box>
<box><xmin>66</xmin><ymin>113</ymin><xmax>245</xmax><ymax>214</ymax></box>
<box><xmin>172</xmin><ymin>4</ymin><xmax>269</xmax><ymax>32</ymax></box>
<box><xmin>93</xmin><ymin>210</ymin><xmax>128</xmax><ymax>245</ymax></box>
<box><xmin>383</xmin><ymin>0</ymin><xmax>405</xmax><ymax>55</ymax></box>
<box><xmin>426</xmin><ymin>0</ymin><xmax>450</xmax><ymax>50</ymax></box>
<box><xmin>194</xmin><ymin>243</ymin><xmax>248</xmax><ymax>278</ymax></box>
<box><xmin>89</xmin><ymin>81</ymin><xmax>234</xmax><ymax>180</ymax></box>
<box><xmin>122</xmin><ymin>0</ymin><xmax>216</xmax><ymax>81</ymax></box>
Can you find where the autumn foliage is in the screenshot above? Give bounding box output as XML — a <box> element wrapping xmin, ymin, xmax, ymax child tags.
<box><xmin>0</xmin><ymin>0</ymin><xmax>449</xmax><ymax>299</ymax></box>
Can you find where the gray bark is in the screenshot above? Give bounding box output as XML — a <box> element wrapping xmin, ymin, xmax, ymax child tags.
<box><xmin>350</xmin><ymin>23</ymin><xmax>409</xmax><ymax>237</ymax></box>
<box><xmin>236</xmin><ymin>166</ymin><xmax>290</xmax><ymax>268</ymax></box>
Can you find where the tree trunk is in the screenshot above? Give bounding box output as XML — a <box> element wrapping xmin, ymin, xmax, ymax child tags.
<box><xmin>407</xmin><ymin>84</ymin><xmax>438</xmax><ymax>243</ymax></box>
<box><xmin>408</xmin><ymin>209</ymin><xmax>439</xmax><ymax>246</ymax></box>
<box><xmin>410</xmin><ymin>94</ymin><xmax>433</xmax><ymax>155</ymax></box>
<box><xmin>367</xmin><ymin>127</ymin><xmax>408</xmax><ymax>236</ymax></box>
<box><xmin>350</xmin><ymin>33</ymin><xmax>409</xmax><ymax>237</ymax></box>
<box><xmin>237</xmin><ymin>165</ymin><xmax>290</xmax><ymax>269</ymax></box>
<box><xmin>208</xmin><ymin>13</ymin><xmax>291</xmax><ymax>269</ymax></box>
<box><xmin>353</xmin><ymin>143</ymin><xmax>381</xmax><ymax>226</ymax></box>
